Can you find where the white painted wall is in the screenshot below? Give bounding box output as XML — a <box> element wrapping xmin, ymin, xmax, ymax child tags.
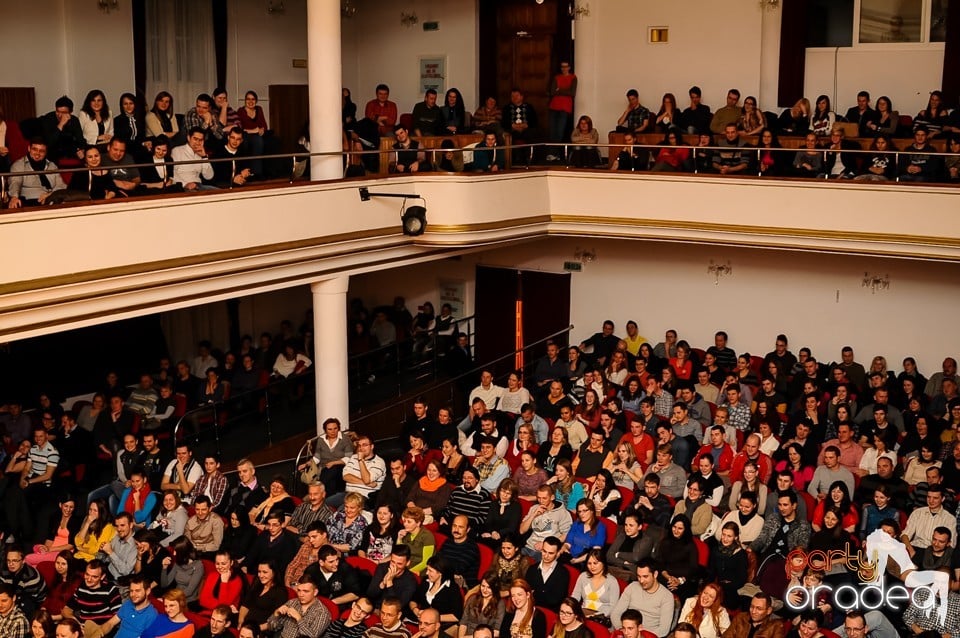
<box><xmin>341</xmin><ymin>0</ymin><xmax>479</xmax><ymax>117</ymax></box>
<box><xmin>804</xmin><ymin>46</ymin><xmax>945</xmax><ymax>118</ymax></box>
<box><xmin>5</xmin><ymin>0</ymin><xmax>946</xmax><ymax>128</ymax></box>
<box><xmin>575</xmin><ymin>1</ymin><xmax>764</xmax><ymax>135</ymax></box>
<box><xmin>0</xmin><ymin>0</ymin><xmax>134</xmax><ymax>115</ymax></box>
<box><xmin>225</xmin><ymin>0</ymin><xmax>310</xmax><ymax>122</ymax></box>
<box><xmin>351</xmin><ymin>237</ymin><xmax>960</xmax><ymax>377</ymax></box>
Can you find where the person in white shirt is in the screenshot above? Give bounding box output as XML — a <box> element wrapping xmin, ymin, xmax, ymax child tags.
<box><xmin>469</xmin><ymin>369</ymin><xmax>504</xmax><ymax>410</ymax></box>
<box><xmin>273</xmin><ymin>343</ymin><xmax>312</xmax><ymax>378</ymax></box>
<box><xmin>171</xmin><ymin>127</ymin><xmax>216</xmax><ymax>190</ymax></box>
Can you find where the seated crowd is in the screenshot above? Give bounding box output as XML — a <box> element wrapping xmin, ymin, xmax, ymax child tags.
<box><xmin>3</xmin><ymin>86</ymin><xmax>280</xmax><ymax>209</ymax></box>
<box><xmin>608</xmin><ymin>87</ymin><xmax>960</xmax><ymax>181</ymax></box>
<box><xmin>5</xmin><ymin>82</ymin><xmax>959</xmax><ymax>210</ymax></box>
<box><xmin>3</xmin><ymin>318</ymin><xmax>959</xmax><ymax>638</ymax></box>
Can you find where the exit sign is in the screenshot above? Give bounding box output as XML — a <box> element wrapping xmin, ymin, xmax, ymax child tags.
<box><xmin>563</xmin><ymin>261</ymin><xmax>582</xmax><ymax>272</ymax></box>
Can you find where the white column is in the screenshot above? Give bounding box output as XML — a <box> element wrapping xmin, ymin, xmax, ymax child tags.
<box><xmin>572</xmin><ymin>8</ymin><xmax>601</xmax><ymax>132</ymax></box>
<box><xmin>311</xmin><ymin>276</ymin><xmax>349</xmax><ymax>434</ymax></box>
<box><xmin>307</xmin><ymin>0</ymin><xmax>343</xmax><ymax>181</ymax></box>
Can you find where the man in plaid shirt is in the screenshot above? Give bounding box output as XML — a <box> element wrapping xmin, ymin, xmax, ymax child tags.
<box><xmin>190</xmin><ymin>453</ymin><xmax>228</xmax><ymax>510</ymax></box>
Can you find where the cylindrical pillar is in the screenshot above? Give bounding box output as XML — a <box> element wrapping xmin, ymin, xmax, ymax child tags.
<box><xmin>311</xmin><ymin>275</ymin><xmax>349</xmax><ymax>434</ymax></box>
<box><xmin>571</xmin><ymin>8</ymin><xmax>601</xmax><ymax>127</ymax></box>
<box><xmin>307</xmin><ymin>0</ymin><xmax>343</xmax><ymax>181</ymax></box>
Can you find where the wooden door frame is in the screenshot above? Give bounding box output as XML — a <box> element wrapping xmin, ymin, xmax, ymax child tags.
<box><xmin>478</xmin><ymin>0</ymin><xmax>574</xmax><ymax>105</ymax></box>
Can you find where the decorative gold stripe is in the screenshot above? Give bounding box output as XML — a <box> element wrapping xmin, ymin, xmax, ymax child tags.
<box><xmin>0</xmin><ymin>246</ymin><xmax>468</xmax><ymax>340</ymax></box>
<box><xmin>547</xmin><ymin>215</ymin><xmax>960</xmax><ymax>249</ymax></box>
<box><xmin>0</xmin><ymin>226</ymin><xmax>400</xmax><ymax>296</ymax></box>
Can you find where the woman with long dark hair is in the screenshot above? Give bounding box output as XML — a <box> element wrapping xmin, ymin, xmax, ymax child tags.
<box><xmin>459</xmin><ymin>573</ymin><xmax>505</xmax><ymax>637</ymax></box>
<box><xmin>706</xmin><ymin>521</ymin><xmax>748</xmax><ymax>608</ymax></box>
<box><xmin>488</xmin><ymin>533</ymin><xmax>528</xmax><ymax>598</ymax></box>
<box><xmin>221</xmin><ymin>508</ymin><xmax>257</xmax><ymax>564</ymax></box>
<box><xmin>571</xmin><ymin>549</ymin><xmax>619</xmax><ymax>620</ymax></box>
<box><xmin>651</xmin><ymin>514</ymin><xmax>700</xmax><ymax>601</ymax></box>
<box><xmin>237</xmin><ymin>560</ymin><xmax>289</xmax><ymax>629</ymax></box>
<box><xmin>757</xmin><ymin>128</ymin><xmax>787</xmax><ymax>177</ymax></box>
<box><xmin>811</xmin><ymin>481</ymin><xmax>858</xmax><ymax>534</ymax></box>
<box><xmin>113</xmin><ymin>92</ymin><xmax>146</xmax><ymax>148</ymax></box>
<box><xmin>146</xmin><ymin>91</ymin><xmax>179</xmax><ymax>140</ymax></box>
<box><xmin>810</xmin><ymin>95</ymin><xmax>835</xmax><ymax>137</ymax></box>
<box><xmin>78</xmin><ymin>89</ymin><xmax>113</xmax><ymax>145</ymax></box>
<box><xmin>442</xmin><ymin>88</ymin><xmax>467</xmax><ymax>135</ymax></box>
<box><xmin>407</xmin><ymin>555</ymin><xmax>464</xmax><ymax>630</ymax></box>
<box><xmin>40</xmin><ymin>550</ymin><xmax>81</xmax><ymax>616</ymax></box>
<box><xmin>25</xmin><ymin>494</ymin><xmax>81</xmax><ymax>567</ymax></box>
<box><xmin>550</xmin><ymin>597</ymin><xmax>591</xmax><ymax>638</ymax></box>
<box><xmin>159</xmin><ymin>536</ymin><xmax>203</xmax><ymax>602</ymax></box>
<box><xmin>74</xmin><ymin>499</ymin><xmax>115</xmax><ymax>562</ymax></box>
<box><xmin>358</xmin><ymin>504</ymin><xmax>398</xmax><ymax>564</ymax></box>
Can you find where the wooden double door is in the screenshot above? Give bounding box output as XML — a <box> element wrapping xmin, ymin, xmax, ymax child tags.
<box><xmin>480</xmin><ymin>0</ymin><xmax>573</xmax><ymax>134</ymax></box>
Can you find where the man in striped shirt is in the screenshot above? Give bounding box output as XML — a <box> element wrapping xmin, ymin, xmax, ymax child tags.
<box><xmin>437</xmin><ymin>467</ymin><xmax>490</xmax><ymax>531</ymax></box>
<box><xmin>62</xmin><ymin>560</ymin><xmax>122</xmax><ymax>637</ymax></box>
<box><xmin>5</xmin><ymin>427</ymin><xmax>61</xmax><ymax>539</ymax></box>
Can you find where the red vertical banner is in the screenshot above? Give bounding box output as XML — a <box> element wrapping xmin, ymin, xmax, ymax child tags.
<box><xmin>515</xmin><ymin>299</ymin><xmax>524</xmax><ymax>371</ymax></box>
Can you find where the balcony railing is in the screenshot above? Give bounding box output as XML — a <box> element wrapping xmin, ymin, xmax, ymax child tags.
<box><xmin>2</xmin><ymin>138</ymin><xmax>958</xmax><ymax>211</ymax></box>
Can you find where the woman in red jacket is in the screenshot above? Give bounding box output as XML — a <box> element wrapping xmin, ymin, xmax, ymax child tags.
<box><xmin>197</xmin><ymin>550</ymin><xmax>246</xmax><ymax>616</ymax></box>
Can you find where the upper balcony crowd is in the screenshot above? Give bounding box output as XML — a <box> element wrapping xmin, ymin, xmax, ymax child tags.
<box><xmin>2</xmin><ymin>77</ymin><xmax>960</xmax><ymax>214</ymax></box>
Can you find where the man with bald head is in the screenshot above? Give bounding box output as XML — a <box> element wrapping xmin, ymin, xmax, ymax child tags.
<box><xmin>412</xmin><ymin>608</ymin><xmax>441</xmax><ymax>638</ymax></box>
<box><xmin>729</xmin><ymin>433</ymin><xmax>773</xmax><ymax>483</ymax></box>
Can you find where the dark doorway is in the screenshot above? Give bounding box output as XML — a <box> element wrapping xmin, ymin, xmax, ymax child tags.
<box><xmin>474</xmin><ymin>266</ymin><xmax>571</xmax><ymax>383</ymax></box>
<box><xmin>478</xmin><ymin>0</ymin><xmax>574</xmax><ymax>132</ymax></box>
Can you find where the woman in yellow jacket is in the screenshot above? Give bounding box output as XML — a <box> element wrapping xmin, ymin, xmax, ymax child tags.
<box><xmin>74</xmin><ymin>498</ymin><xmax>116</xmax><ymax>562</ymax></box>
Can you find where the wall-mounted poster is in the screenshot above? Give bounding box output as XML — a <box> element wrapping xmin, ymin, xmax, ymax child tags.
<box><xmin>419</xmin><ymin>56</ymin><xmax>446</xmax><ymax>95</ymax></box>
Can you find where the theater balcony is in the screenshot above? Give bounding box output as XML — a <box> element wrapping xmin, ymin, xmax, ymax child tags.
<box><xmin>1</xmin><ymin>167</ymin><xmax>958</xmax><ymax>343</ymax></box>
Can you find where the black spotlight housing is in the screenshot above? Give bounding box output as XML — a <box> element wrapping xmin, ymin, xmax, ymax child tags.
<box><xmin>357</xmin><ymin>188</ymin><xmax>427</xmax><ymax>236</ymax></box>
<box><xmin>401</xmin><ymin>205</ymin><xmax>428</xmax><ymax>236</ymax></box>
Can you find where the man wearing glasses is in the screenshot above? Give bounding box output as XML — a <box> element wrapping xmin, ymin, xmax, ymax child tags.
<box><xmin>411</xmin><ymin>608</ymin><xmax>441</xmax><ymax>638</ymax></box>
<box><xmin>325</xmin><ymin>598</ymin><xmax>374</xmax><ymax>638</ymax></box>
<box><xmin>836</xmin><ymin>609</ymin><xmax>898</xmax><ymax>638</ymax></box>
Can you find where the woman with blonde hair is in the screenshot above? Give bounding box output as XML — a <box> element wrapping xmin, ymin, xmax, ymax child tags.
<box><xmin>328</xmin><ymin>491</ymin><xmax>368</xmax><ymax>553</ymax></box>
<box><xmin>778</xmin><ymin>98</ymin><xmax>811</xmax><ymax>135</ymax></box>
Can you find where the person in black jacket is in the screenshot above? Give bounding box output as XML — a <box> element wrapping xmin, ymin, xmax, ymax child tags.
<box><xmin>823</xmin><ymin>126</ymin><xmax>862</xmax><ymax>179</ymax></box>
<box><xmin>706</xmin><ymin>521</ymin><xmax>749</xmax><ymax>609</ymax></box>
<box><xmin>113</xmin><ymin>93</ymin><xmax>148</xmax><ymax>154</ymax></box>
<box><xmin>523</xmin><ymin>536</ymin><xmax>568</xmax><ymax>609</ymax></box>
<box><xmin>303</xmin><ymin>545</ymin><xmax>363</xmax><ymax>610</ymax></box>
<box><xmin>39</xmin><ymin>96</ymin><xmax>86</xmax><ymax>161</ymax></box>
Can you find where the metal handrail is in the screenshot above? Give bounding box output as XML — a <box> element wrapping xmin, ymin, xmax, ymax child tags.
<box><xmin>5</xmin><ymin>142</ymin><xmax>956</xmax><ymax>181</ymax></box>
<box><xmin>291</xmin><ymin>323</ymin><xmax>574</xmax><ymax>486</ymax></box>
<box><xmin>170</xmin><ymin>368</ymin><xmax>317</xmax><ymax>450</ymax></box>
